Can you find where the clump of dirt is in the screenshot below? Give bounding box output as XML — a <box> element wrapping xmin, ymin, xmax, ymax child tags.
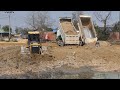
<box><xmin>99</xmin><ymin>41</ymin><xmax>111</xmax><ymax>46</ymax></box>
<box><xmin>30</xmin><ymin>54</ymin><xmax>54</xmax><ymax>61</ymax></box>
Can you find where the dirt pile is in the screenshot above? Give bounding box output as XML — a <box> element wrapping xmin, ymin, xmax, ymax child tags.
<box><xmin>0</xmin><ymin>45</ymin><xmax>55</xmax><ymax>77</ymax></box>
<box><xmin>61</xmin><ymin>21</ymin><xmax>77</xmax><ymax>35</ymax></box>
<box><xmin>99</xmin><ymin>41</ymin><xmax>111</xmax><ymax>46</ymax></box>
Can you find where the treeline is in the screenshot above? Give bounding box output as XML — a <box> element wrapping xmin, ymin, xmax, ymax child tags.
<box><xmin>0</xmin><ymin>25</ymin><xmax>12</xmax><ymax>32</ymax></box>
<box><xmin>95</xmin><ymin>21</ymin><xmax>120</xmax><ymax>40</ymax></box>
<box><xmin>15</xmin><ymin>27</ymin><xmax>53</xmax><ymax>35</ymax></box>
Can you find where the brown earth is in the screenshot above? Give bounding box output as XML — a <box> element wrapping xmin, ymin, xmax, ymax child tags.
<box><xmin>0</xmin><ymin>39</ymin><xmax>27</xmax><ymax>46</ymax></box>
<box><xmin>0</xmin><ymin>40</ymin><xmax>120</xmax><ymax>79</ymax></box>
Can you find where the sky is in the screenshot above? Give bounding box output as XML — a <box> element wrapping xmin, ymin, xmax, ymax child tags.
<box><xmin>0</xmin><ymin>11</ymin><xmax>119</xmax><ymax>33</ymax></box>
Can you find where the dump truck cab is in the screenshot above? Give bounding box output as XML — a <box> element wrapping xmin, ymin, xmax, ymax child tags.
<box><xmin>28</xmin><ymin>31</ymin><xmax>42</xmax><ymax>54</ymax></box>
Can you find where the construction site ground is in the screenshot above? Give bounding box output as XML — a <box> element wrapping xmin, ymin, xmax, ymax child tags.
<box><xmin>0</xmin><ymin>39</ymin><xmax>120</xmax><ymax>79</ymax></box>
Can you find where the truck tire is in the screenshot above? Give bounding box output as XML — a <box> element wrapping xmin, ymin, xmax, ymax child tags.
<box><xmin>57</xmin><ymin>40</ymin><xmax>64</xmax><ymax>47</ymax></box>
<box><xmin>60</xmin><ymin>42</ymin><xmax>64</xmax><ymax>47</ymax></box>
<box><xmin>57</xmin><ymin>41</ymin><xmax>61</xmax><ymax>46</ymax></box>
<box><xmin>95</xmin><ymin>41</ymin><xmax>100</xmax><ymax>47</ymax></box>
<box><xmin>39</xmin><ymin>48</ymin><xmax>42</xmax><ymax>54</ymax></box>
<box><xmin>79</xmin><ymin>41</ymin><xmax>84</xmax><ymax>46</ymax></box>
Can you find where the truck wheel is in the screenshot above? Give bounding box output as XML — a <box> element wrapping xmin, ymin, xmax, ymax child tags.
<box><xmin>95</xmin><ymin>41</ymin><xmax>100</xmax><ymax>47</ymax></box>
<box><xmin>79</xmin><ymin>41</ymin><xmax>84</xmax><ymax>46</ymax></box>
<box><xmin>57</xmin><ymin>41</ymin><xmax>61</xmax><ymax>46</ymax></box>
<box><xmin>39</xmin><ymin>48</ymin><xmax>42</xmax><ymax>54</ymax></box>
<box><xmin>60</xmin><ymin>42</ymin><xmax>64</xmax><ymax>47</ymax></box>
<box><xmin>57</xmin><ymin>41</ymin><xmax>64</xmax><ymax>47</ymax></box>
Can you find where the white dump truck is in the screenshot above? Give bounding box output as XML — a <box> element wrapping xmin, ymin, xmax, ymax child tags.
<box><xmin>78</xmin><ymin>15</ymin><xmax>98</xmax><ymax>44</ymax></box>
<box><xmin>56</xmin><ymin>17</ymin><xmax>81</xmax><ymax>46</ymax></box>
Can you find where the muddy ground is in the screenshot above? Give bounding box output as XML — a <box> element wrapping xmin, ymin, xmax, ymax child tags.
<box><xmin>0</xmin><ymin>41</ymin><xmax>120</xmax><ymax>79</ymax></box>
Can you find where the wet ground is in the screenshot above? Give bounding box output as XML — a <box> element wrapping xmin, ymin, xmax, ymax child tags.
<box><xmin>0</xmin><ymin>64</ymin><xmax>120</xmax><ymax>79</ymax></box>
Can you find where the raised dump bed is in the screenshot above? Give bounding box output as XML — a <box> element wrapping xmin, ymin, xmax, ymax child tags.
<box><xmin>57</xmin><ymin>17</ymin><xmax>80</xmax><ymax>46</ymax></box>
<box><xmin>78</xmin><ymin>15</ymin><xmax>97</xmax><ymax>44</ymax></box>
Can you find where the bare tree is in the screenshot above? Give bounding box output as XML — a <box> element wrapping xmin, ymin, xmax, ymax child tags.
<box><xmin>72</xmin><ymin>11</ymin><xmax>84</xmax><ymax>21</ymax></box>
<box><xmin>94</xmin><ymin>11</ymin><xmax>112</xmax><ymax>33</ymax></box>
<box><xmin>26</xmin><ymin>11</ymin><xmax>54</xmax><ymax>31</ymax></box>
<box><xmin>26</xmin><ymin>11</ymin><xmax>36</xmax><ymax>30</ymax></box>
<box><xmin>72</xmin><ymin>11</ymin><xmax>84</xmax><ymax>30</ymax></box>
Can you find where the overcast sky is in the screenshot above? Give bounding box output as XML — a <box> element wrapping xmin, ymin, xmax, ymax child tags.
<box><xmin>0</xmin><ymin>11</ymin><xmax>119</xmax><ymax>32</ymax></box>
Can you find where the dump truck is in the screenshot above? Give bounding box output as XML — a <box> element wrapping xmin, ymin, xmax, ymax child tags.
<box><xmin>27</xmin><ymin>31</ymin><xmax>42</xmax><ymax>54</ymax></box>
<box><xmin>56</xmin><ymin>17</ymin><xmax>80</xmax><ymax>46</ymax></box>
<box><xmin>78</xmin><ymin>15</ymin><xmax>98</xmax><ymax>44</ymax></box>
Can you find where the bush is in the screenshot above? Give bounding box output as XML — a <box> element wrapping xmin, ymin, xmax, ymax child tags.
<box><xmin>4</xmin><ymin>38</ymin><xmax>9</xmax><ymax>42</ymax></box>
<box><xmin>0</xmin><ymin>38</ymin><xmax>4</xmax><ymax>41</ymax></box>
<box><xmin>113</xmin><ymin>21</ymin><xmax>120</xmax><ymax>32</ymax></box>
<box><xmin>13</xmin><ymin>39</ymin><xmax>18</xmax><ymax>42</ymax></box>
<box><xmin>11</xmin><ymin>38</ymin><xmax>18</xmax><ymax>42</ymax></box>
<box><xmin>95</xmin><ymin>25</ymin><xmax>109</xmax><ymax>41</ymax></box>
<box><xmin>5</xmin><ymin>40</ymin><xmax>9</xmax><ymax>42</ymax></box>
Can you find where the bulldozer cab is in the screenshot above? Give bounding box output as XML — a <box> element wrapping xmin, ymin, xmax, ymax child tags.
<box><xmin>28</xmin><ymin>31</ymin><xmax>42</xmax><ymax>54</ymax></box>
<box><xmin>28</xmin><ymin>31</ymin><xmax>40</xmax><ymax>45</ymax></box>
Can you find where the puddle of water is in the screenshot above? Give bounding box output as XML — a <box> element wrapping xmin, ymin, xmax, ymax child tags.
<box><xmin>54</xmin><ymin>65</ymin><xmax>120</xmax><ymax>79</ymax></box>
<box><xmin>92</xmin><ymin>72</ymin><xmax>120</xmax><ymax>79</ymax></box>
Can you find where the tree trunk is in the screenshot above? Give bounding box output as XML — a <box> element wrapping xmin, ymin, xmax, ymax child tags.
<box><xmin>103</xmin><ymin>20</ymin><xmax>107</xmax><ymax>34</ymax></box>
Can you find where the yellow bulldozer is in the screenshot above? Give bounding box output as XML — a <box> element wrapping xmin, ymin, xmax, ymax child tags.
<box><xmin>27</xmin><ymin>31</ymin><xmax>42</xmax><ymax>54</ymax></box>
